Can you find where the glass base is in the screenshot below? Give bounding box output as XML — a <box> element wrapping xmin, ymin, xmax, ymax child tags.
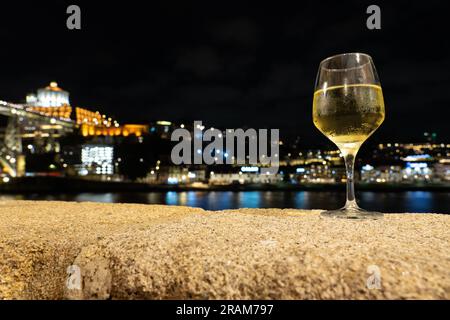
<box><xmin>320</xmin><ymin>206</ymin><xmax>383</xmax><ymax>220</ymax></box>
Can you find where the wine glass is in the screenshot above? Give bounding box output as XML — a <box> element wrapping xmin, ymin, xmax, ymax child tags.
<box><xmin>313</xmin><ymin>53</ymin><xmax>385</xmax><ymax>219</ymax></box>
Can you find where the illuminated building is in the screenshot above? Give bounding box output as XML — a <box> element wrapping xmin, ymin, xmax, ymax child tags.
<box><xmin>80</xmin><ymin>122</ymin><xmax>148</xmax><ymax>137</ymax></box>
<box><xmin>360</xmin><ymin>165</ymin><xmax>403</xmax><ymax>183</ymax></box>
<box><xmin>139</xmin><ymin>166</ymin><xmax>207</xmax><ymax>184</ymax></box>
<box><xmin>28</xmin><ymin>105</ymin><xmax>72</xmax><ymax>120</ymax></box>
<box><xmin>434</xmin><ymin>163</ymin><xmax>450</xmax><ymax>182</ymax></box>
<box><xmin>81</xmin><ymin>145</ymin><xmax>114</xmax><ymax>175</ymax></box>
<box><xmin>283</xmin><ymin>149</ymin><xmax>346</xmax><ymax>184</ymax></box>
<box><xmin>292</xmin><ymin>163</ymin><xmax>346</xmax><ymax>184</ymax></box>
<box><xmin>403</xmin><ymin>162</ymin><xmax>431</xmax><ymax>181</ymax></box>
<box><xmin>75</xmin><ymin>107</ymin><xmax>148</xmax><ymax>137</ymax></box>
<box><xmin>209</xmin><ymin>171</ymin><xmax>283</xmax><ymax>185</ymax></box>
<box><xmin>25</xmin><ymin>82</ymin><xmax>72</xmax><ymax>120</ymax></box>
<box><xmin>121</xmin><ymin>124</ymin><xmax>148</xmax><ymax>137</ymax></box>
<box><xmin>360</xmin><ymin>153</ymin><xmax>450</xmax><ymax>183</ymax></box>
<box><xmin>165</xmin><ymin>167</ymin><xmax>204</xmax><ymax>184</ymax></box>
<box><xmin>285</xmin><ymin>149</ymin><xmax>344</xmax><ymax>167</ymax></box>
<box><xmin>76</xmin><ymin>107</ymin><xmax>104</xmax><ymax>126</ymax></box>
<box><xmin>374</xmin><ymin>142</ymin><xmax>449</xmax><ymax>163</ymax></box>
<box><xmin>26</xmin><ymin>82</ymin><xmax>70</xmax><ymax>107</ymax></box>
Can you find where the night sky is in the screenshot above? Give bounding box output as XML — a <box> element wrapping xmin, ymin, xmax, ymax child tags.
<box><xmin>0</xmin><ymin>0</ymin><xmax>449</xmax><ymax>144</ymax></box>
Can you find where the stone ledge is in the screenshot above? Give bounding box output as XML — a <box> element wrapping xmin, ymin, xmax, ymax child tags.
<box><xmin>0</xmin><ymin>201</ymin><xmax>448</xmax><ymax>299</ymax></box>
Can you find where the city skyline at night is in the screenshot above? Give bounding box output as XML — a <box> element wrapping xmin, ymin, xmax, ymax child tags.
<box><xmin>0</xmin><ymin>1</ymin><xmax>448</xmax><ymax>206</ymax></box>
<box><xmin>0</xmin><ymin>80</ymin><xmax>448</xmax><ymax>188</ymax></box>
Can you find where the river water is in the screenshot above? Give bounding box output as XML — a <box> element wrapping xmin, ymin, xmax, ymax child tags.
<box><xmin>2</xmin><ymin>191</ymin><xmax>449</xmax><ymax>213</ymax></box>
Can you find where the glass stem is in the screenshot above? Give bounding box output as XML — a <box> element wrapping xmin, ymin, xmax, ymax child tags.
<box><xmin>344</xmin><ymin>152</ymin><xmax>358</xmax><ymax>209</ymax></box>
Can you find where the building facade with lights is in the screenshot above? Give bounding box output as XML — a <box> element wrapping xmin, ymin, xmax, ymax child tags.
<box><xmin>26</xmin><ymin>82</ymin><xmax>70</xmax><ymax>107</ymax></box>
<box><xmin>80</xmin><ymin>144</ymin><xmax>114</xmax><ymax>176</ymax></box>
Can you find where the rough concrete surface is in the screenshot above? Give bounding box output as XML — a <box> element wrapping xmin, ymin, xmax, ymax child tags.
<box><xmin>0</xmin><ymin>200</ymin><xmax>448</xmax><ymax>300</ymax></box>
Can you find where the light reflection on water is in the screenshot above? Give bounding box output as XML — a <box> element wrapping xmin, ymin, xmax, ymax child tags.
<box><xmin>1</xmin><ymin>191</ymin><xmax>449</xmax><ymax>213</ymax></box>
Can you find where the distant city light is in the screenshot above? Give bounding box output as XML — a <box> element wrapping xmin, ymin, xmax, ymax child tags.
<box><xmin>406</xmin><ymin>162</ymin><xmax>428</xmax><ymax>170</ymax></box>
<box><xmin>188</xmin><ymin>172</ymin><xmax>196</xmax><ymax>178</ymax></box>
<box><xmin>2</xmin><ymin>81</ymin><xmax>450</xmax><ymax>187</ymax></box>
<box><xmin>81</xmin><ymin>145</ymin><xmax>114</xmax><ymax>175</ymax></box>
<box><xmin>157</xmin><ymin>121</ymin><xmax>172</xmax><ymax>126</ymax></box>
<box><xmin>403</xmin><ymin>154</ymin><xmax>432</xmax><ymax>162</ymax></box>
<box><xmin>167</xmin><ymin>177</ymin><xmax>178</xmax><ymax>184</ymax></box>
<box><xmin>27</xmin><ymin>82</ymin><xmax>70</xmax><ymax>107</ymax></box>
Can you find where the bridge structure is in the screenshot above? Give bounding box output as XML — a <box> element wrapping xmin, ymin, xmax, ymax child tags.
<box><xmin>0</xmin><ymin>100</ymin><xmax>75</xmax><ymax>177</ymax></box>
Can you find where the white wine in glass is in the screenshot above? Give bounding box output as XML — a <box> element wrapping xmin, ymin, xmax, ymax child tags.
<box><xmin>313</xmin><ymin>53</ymin><xmax>385</xmax><ymax>219</ymax></box>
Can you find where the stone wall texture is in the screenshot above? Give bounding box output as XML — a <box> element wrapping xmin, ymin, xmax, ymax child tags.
<box><xmin>0</xmin><ymin>201</ymin><xmax>449</xmax><ymax>299</ymax></box>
